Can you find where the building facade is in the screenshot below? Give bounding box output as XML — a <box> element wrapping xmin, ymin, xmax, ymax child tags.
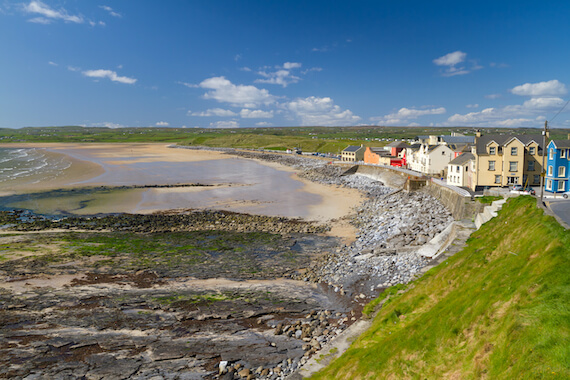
<box><xmin>408</xmin><ymin>144</ymin><xmax>454</xmax><ymax>175</ymax></box>
<box><xmin>545</xmin><ymin>139</ymin><xmax>570</xmax><ymax>195</ymax></box>
<box><xmin>447</xmin><ymin>152</ymin><xmax>475</xmax><ymax>188</ymax></box>
<box><xmin>341</xmin><ymin>145</ymin><xmax>365</xmax><ymax>162</ymax></box>
<box><xmin>473</xmin><ymin>134</ymin><xmax>543</xmax><ymax>190</ymax></box>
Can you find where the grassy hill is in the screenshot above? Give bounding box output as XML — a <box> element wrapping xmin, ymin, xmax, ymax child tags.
<box><xmin>312</xmin><ymin>196</ymin><xmax>570</xmax><ymax>379</ymax></box>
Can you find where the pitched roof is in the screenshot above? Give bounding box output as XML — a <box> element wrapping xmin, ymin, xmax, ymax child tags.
<box><xmin>449</xmin><ymin>152</ymin><xmax>474</xmax><ymax>165</ymax></box>
<box><xmin>551</xmin><ymin>139</ymin><xmax>570</xmax><ymax>149</ymax></box>
<box><xmin>441</xmin><ymin>135</ymin><xmax>476</xmax><ymax>144</ymax></box>
<box><xmin>343</xmin><ymin>145</ymin><xmax>363</xmax><ymax>152</ymax></box>
<box><xmin>475</xmin><ymin>134</ymin><xmax>543</xmax><ymax>155</ymax></box>
<box><xmin>386</xmin><ymin>141</ymin><xmax>411</xmax><ymax>148</ymax></box>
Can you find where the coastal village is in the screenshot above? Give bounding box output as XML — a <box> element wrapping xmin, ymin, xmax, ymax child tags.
<box><xmin>340</xmin><ymin>131</ymin><xmax>570</xmax><ymax>196</ymax></box>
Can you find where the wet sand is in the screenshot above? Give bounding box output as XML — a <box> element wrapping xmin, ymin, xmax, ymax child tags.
<box><xmin>0</xmin><ymin>143</ymin><xmax>362</xmax><ymax>237</ymax></box>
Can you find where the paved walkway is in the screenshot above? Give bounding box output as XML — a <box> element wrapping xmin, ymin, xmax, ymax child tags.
<box><xmin>546</xmin><ymin>199</ymin><xmax>570</xmax><ymax>229</ymax></box>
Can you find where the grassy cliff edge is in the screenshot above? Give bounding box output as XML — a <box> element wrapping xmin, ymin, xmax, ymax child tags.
<box><xmin>312</xmin><ymin>196</ymin><xmax>570</xmax><ymax>379</ymax></box>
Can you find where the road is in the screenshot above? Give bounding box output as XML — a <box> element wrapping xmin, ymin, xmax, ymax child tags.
<box><xmin>548</xmin><ymin>199</ymin><xmax>570</xmax><ymax>228</ymax></box>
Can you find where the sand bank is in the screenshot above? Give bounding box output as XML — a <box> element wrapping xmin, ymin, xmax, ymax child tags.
<box><xmin>0</xmin><ymin>143</ymin><xmax>362</xmax><ymax>238</ymax></box>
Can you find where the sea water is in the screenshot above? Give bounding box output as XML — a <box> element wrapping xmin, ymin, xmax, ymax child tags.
<box><xmin>0</xmin><ymin>148</ymin><xmax>322</xmax><ymax>218</ymax></box>
<box><xmin>0</xmin><ymin>148</ymin><xmax>71</xmax><ymax>186</ymax></box>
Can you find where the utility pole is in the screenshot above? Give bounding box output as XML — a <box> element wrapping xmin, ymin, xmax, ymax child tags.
<box><xmin>540</xmin><ymin>120</ymin><xmax>549</xmax><ymax>204</ymax></box>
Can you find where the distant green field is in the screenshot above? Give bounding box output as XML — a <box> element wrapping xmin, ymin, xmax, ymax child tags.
<box><xmin>313</xmin><ymin>196</ymin><xmax>570</xmax><ymax>379</ymax></box>
<box><xmin>2</xmin><ymin>125</ymin><xmax>568</xmax><ymax>154</ymax></box>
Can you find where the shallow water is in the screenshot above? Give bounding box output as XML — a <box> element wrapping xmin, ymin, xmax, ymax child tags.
<box><xmin>0</xmin><ymin>148</ymin><xmax>322</xmax><ymax>218</ymax></box>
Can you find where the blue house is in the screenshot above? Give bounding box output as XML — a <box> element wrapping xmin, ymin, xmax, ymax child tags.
<box><xmin>545</xmin><ymin>139</ymin><xmax>570</xmax><ymax>195</ymax></box>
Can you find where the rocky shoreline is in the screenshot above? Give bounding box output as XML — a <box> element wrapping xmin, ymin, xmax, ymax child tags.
<box><xmin>0</xmin><ymin>147</ymin><xmax>454</xmax><ymax>380</ymax></box>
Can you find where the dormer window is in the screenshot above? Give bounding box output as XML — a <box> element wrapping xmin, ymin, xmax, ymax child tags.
<box><xmin>529</xmin><ymin>147</ymin><xmax>536</xmax><ymax>155</ymax></box>
<box><xmin>489</xmin><ymin>147</ymin><xmax>496</xmax><ymax>155</ymax></box>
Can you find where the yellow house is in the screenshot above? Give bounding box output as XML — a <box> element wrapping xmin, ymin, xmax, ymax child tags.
<box><xmin>473</xmin><ymin>134</ymin><xmax>543</xmax><ymax>190</ymax></box>
<box><xmin>341</xmin><ymin>145</ymin><xmax>365</xmax><ymax>162</ymax></box>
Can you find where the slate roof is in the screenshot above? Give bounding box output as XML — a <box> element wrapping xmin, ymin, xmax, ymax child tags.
<box><xmin>386</xmin><ymin>141</ymin><xmax>411</xmax><ymax>148</ymax></box>
<box><xmin>368</xmin><ymin>147</ymin><xmax>390</xmax><ymax>155</ymax></box>
<box><xmin>551</xmin><ymin>140</ymin><xmax>570</xmax><ymax>149</ymax></box>
<box><xmin>441</xmin><ymin>135</ymin><xmax>476</xmax><ymax>144</ymax></box>
<box><xmin>449</xmin><ymin>152</ymin><xmax>475</xmax><ymax>165</ymax></box>
<box><xmin>475</xmin><ymin>134</ymin><xmax>543</xmax><ymax>155</ymax></box>
<box><xmin>343</xmin><ymin>145</ymin><xmax>363</xmax><ymax>152</ymax></box>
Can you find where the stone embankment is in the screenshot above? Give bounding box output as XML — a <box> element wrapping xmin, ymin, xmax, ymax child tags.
<box><xmin>222</xmin><ymin>148</ymin><xmax>454</xmax><ymax>297</ymax></box>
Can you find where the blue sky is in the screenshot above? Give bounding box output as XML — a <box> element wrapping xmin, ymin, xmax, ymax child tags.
<box><xmin>1</xmin><ymin>1</ymin><xmax>570</xmax><ymax>129</ymax></box>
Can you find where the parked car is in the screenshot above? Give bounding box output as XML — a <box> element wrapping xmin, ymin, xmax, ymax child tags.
<box><xmin>510</xmin><ymin>184</ymin><xmax>536</xmax><ymax>195</ymax></box>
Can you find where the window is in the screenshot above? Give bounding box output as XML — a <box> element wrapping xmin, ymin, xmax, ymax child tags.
<box><xmin>550</xmin><ymin>148</ymin><xmax>554</xmax><ymax>159</ymax></box>
<box><xmin>489</xmin><ymin>147</ymin><xmax>496</xmax><ymax>155</ymax></box>
<box><xmin>559</xmin><ymin>166</ymin><xmax>566</xmax><ymax>177</ymax></box>
<box><xmin>558</xmin><ymin>181</ymin><xmax>566</xmax><ymax>191</ymax></box>
<box><xmin>456</xmin><ymin>165</ymin><xmax>460</xmax><ymax>173</ymax></box>
<box><xmin>529</xmin><ymin>147</ymin><xmax>536</xmax><ymax>155</ymax></box>
<box><xmin>511</xmin><ymin>147</ymin><xmax>518</xmax><ymax>155</ymax></box>
<box><xmin>528</xmin><ymin>161</ymin><xmax>535</xmax><ymax>171</ymax></box>
<box><xmin>509</xmin><ymin>161</ymin><xmax>518</xmax><ymax>172</ymax></box>
<box><xmin>548</xmin><ymin>165</ymin><xmax>553</xmax><ymax>176</ymax></box>
<box><xmin>495</xmin><ymin>175</ymin><xmax>501</xmax><ymax>184</ymax></box>
<box><xmin>488</xmin><ymin>161</ymin><xmax>495</xmax><ymax>171</ymax></box>
<box><xmin>533</xmin><ymin>175</ymin><xmax>540</xmax><ymax>184</ymax></box>
<box><xmin>547</xmin><ymin>179</ymin><xmax>552</xmax><ymax>190</ymax></box>
<box><xmin>562</xmin><ymin>149</ymin><xmax>567</xmax><ymax>158</ymax></box>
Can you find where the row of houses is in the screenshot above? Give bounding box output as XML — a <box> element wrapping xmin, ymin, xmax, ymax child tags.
<box><xmin>341</xmin><ymin>131</ymin><xmax>570</xmax><ymax>194</ymax></box>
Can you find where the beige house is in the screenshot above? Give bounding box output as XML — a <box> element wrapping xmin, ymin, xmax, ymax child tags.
<box><xmin>472</xmin><ymin>134</ymin><xmax>543</xmax><ymax>190</ymax></box>
<box><xmin>341</xmin><ymin>145</ymin><xmax>365</xmax><ymax>162</ymax></box>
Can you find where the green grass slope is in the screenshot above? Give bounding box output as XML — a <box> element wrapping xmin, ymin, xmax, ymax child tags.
<box><xmin>312</xmin><ymin>196</ymin><xmax>570</xmax><ymax>379</ymax></box>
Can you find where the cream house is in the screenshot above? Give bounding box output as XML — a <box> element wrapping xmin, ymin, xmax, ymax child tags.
<box><xmin>341</xmin><ymin>145</ymin><xmax>365</xmax><ymax>162</ymax></box>
<box><xmin>408</xmin><ymin>144</ymin><xmax>454</xmax><ymax>175</ymax></box>
<box><xmin>472</xmin><ymin>134</ymin><xmax>543</xmax><ymax>190</ymax></box>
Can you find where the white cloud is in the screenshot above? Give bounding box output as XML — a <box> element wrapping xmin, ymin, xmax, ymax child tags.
<box><xmin>155</xmin><ymin>121</ymin><xmax>169</xmax><ymax>127</ymax></box>
<box><xmin>240</xmin><ymin>109</ymin><xmax>274</xmax><ymax>119</ymax></box>
<box><xmin>255</xmin><ymin>122</ymin><xmax>273</xmax><ymax>127</ymax></box>
<box><xmin>283</xmin><ymin>62</ymin><xmax>302</xmax><ymax>69</ymax></box>
<box><xmin>199</xmin><ymin>76</ymin><xmax>276</xmax><ymax>107</ymax></box>
<box><xmin>521</xmin><ymin>97</ymin><xmax>564</xmax><ymax>109</ymax></box>
<box><xmin>177</xmin><ymin>81</ymin><xmax>198</xmax><ymax>88</ymax></box>
<box><xmin>48</xmin><ymin>61</ymin><xmax>58</xmax><ymax>66</ymax></box>
<box><xmin>433</xmin><ymin>51</ymin><xmax>466</xmax><ymax>66</ymax></box>
<box><xmin>255</xmin><ymin>62</ymin><xmax>303</xmax><ymax>88</ymax></box>
<box><xmin>23</xmin><ymin>0</ymin><xmax>83</xmax><ymax>23</ymax></box>
<box><xmin>209</xmin><ymin>120</ymin><xmax>239</xmax><ymax>129</ymax></box>
<box><xmin>286</xmin><ymin>96</ymin><xmax>361</xmax><ymax>126</ymax></box>
<box><xmin>510</xmin><ymin>80</ymin><xmax>567</xmax><ymax>97</ymax></box>
<box><xmin>446</xmin><ymin>94</ymin><xmax>566</xmax><ymax>127</ymax></box>
<box><xmin>82</xmin><ymin>69</ymin><xmax>137</xmax><ymax>84</ymax></box>
<box><xmin>433</xmin><ymin>51</ymin><xmax>473</xmax><ymax>77</ymax></box>
<box><xmin>485</xmin><ymin>93</ymin><xmax>502</xmax><ymax>99</ymax></box>
<box><xmin>100</xmin><ymin>5</ymin><xmax>121</xmax><ymax>18</ymax></box>
<box><xmin>466</xmin><ymin>104</ymin><xmax>479</xmax><ymax>108</ymax></box>
<box><xmin>189</xmin><ymin>108</ymin><xmax>237</xmax><ymax>117</ymax></box>
<box><xmin>372</xmin><ymin>107</ymin><xmax>446</xmax><ymax>125</ymax></box>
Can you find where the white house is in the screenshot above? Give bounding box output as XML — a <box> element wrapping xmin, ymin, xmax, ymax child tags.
<box><xmin>408</xmin><ymin>144</ymin><xmax>455</xmax><ymax>175</ymax></box>
<box><xmin>447</xmin><ymin>152</ymin><xmax>475</xmax><ymax>188</ymax></box>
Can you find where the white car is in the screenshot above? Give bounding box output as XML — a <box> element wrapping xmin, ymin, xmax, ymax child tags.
<box><xmin>510</xmin><ymin>184</ymin><xmax>536</xmax><ymax>195</ymax></box>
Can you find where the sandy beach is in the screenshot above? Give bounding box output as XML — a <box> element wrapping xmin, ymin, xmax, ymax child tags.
<box><xmin>0</xmin><ymin>143</ymin><xmax>362</xmax><ymax>237</ymax></box>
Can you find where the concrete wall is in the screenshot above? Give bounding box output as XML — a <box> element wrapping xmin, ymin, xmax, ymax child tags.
<box><xmin>342</xmin><ymin>164</ymin><xmax>415</xmax><ymax>189</ymax></box>
<box><xmin>421</xmin><ymin>181</ymin><xmax>483</xmax><ymax>220</ymax></box>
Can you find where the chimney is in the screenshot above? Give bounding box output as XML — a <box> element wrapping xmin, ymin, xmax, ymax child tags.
<box><xmin>475</xmin><ymin>130</ymin><xmax>481</xmax><ymax>138</ymax></box>
<box><xmin>568</xmin><ymin>133</ymin><xmax>570</xmax><ymax>140</ymax></box>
